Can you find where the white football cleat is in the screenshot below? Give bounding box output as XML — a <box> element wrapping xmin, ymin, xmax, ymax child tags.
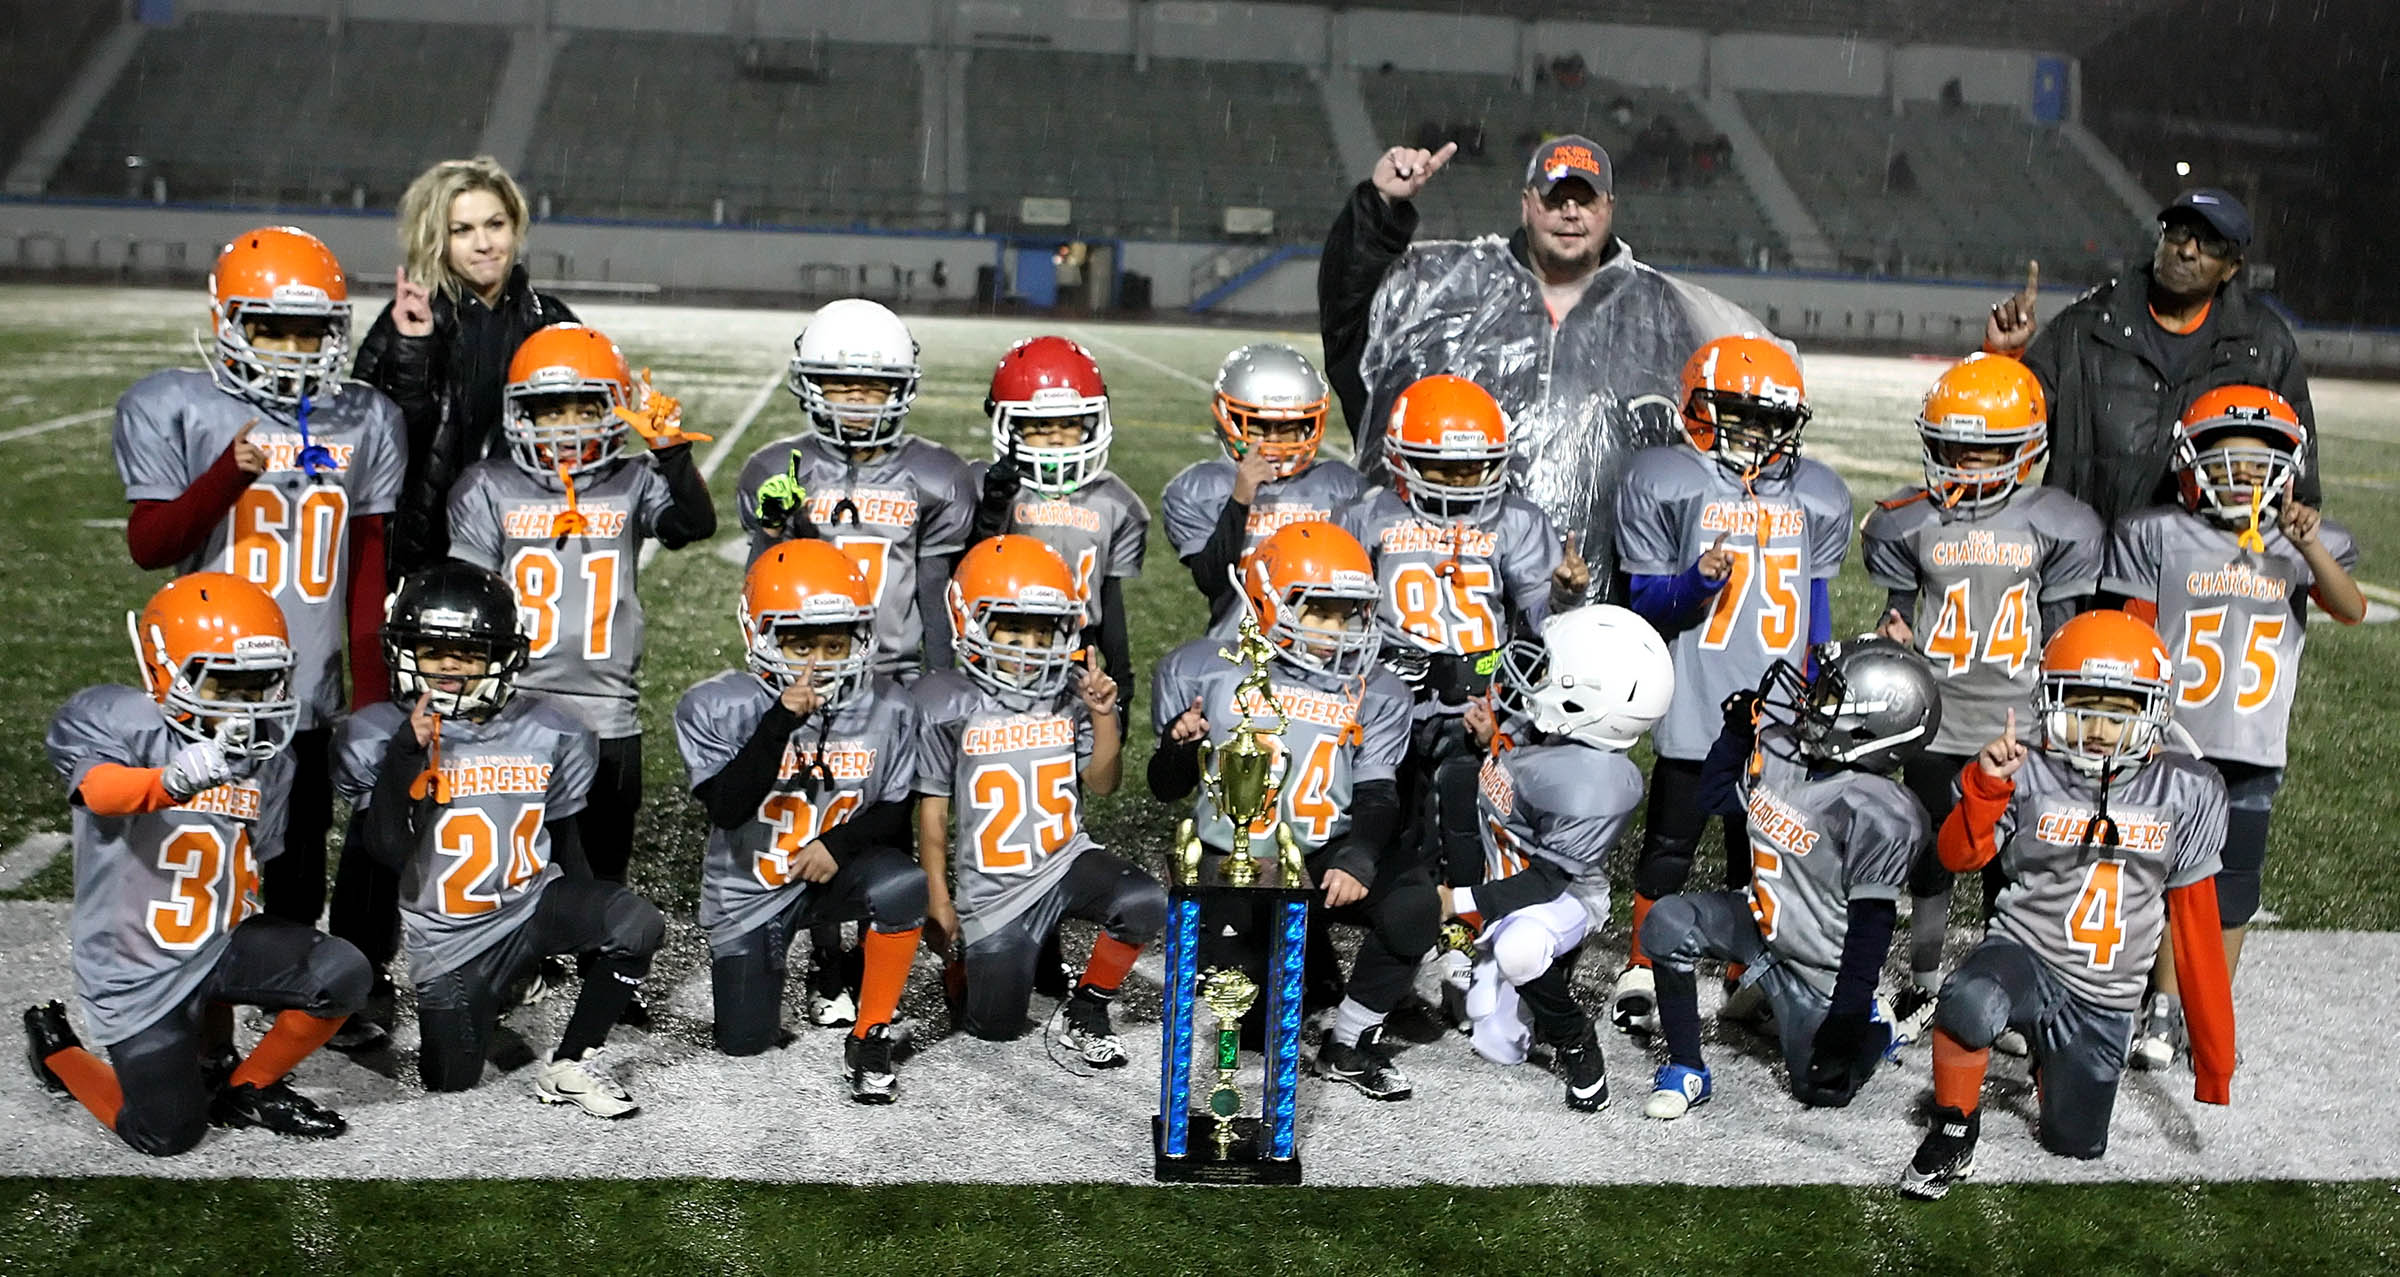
<box><xmin>535</xmin><ymin>1046</ymin><xmax>639</xmax><ymax>1119</ymax></box>
<box><xmin>2130</xmin><ymin>992</ymin><xmax>2184</xmax><ymax>1072</ymax></box>
<box><xmin>1993</xmin><ymin>1027</ymin><xmax>2030</xmax><ymax>1057</ymax></box>
<box><xmin>1888</xmin><ymin>984</ymin><xmax>1938</xmax><ymax>1055</ymax></box>
<box><xmin>1610</xmin><ymin>965</ymin><xmax>1657</xmax><ymax>1037</ymax></box>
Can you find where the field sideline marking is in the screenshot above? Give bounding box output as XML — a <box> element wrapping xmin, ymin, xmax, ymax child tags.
<box><xmin>639</xmin><ymin>364</ymin><xmax>785</xmax><ymax>570</ymax></box>
<box><xmin>0</xmin><ymin>407</ymin><xmax>108</xmax><ymax>444</ymax></box>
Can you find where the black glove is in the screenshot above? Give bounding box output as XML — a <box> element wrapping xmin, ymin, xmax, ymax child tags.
<box><xmin>1381</xmin><ymin>645</ymin><xmax>1430</xmax><ymax>692</ymax></box>
<box><xmin>1794</xmin><ymin>1011</ymin><xmax>1879</xmax><ymax>1108</ymax></box>
<box><xmin>1721</xmin><ymin>687</ymin><xmax>1763</xmax><ymax>737</ymax></box>
<box><xmin>1427</xmin><ymin>650</ymin><xmax>1497</xmax><ymax>708</ymax></box>
<box><xmin>971</xmin><ymin>441</ymin><xmax>1024</xmax><ymax>543</ymax></box>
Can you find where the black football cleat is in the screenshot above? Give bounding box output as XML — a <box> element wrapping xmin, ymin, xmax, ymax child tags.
<box><xmin>1314</xmin><ymin>1024</ymin><xmax>1413</xmax><ymax>1101</ymax></box>
<box><xmin>210</xmin><ymin>1077</ymin><xmax>348</xmax><ymax>1140</ymax></box>
<box><xmin>1898</xmin><ymin>1104</ymin><xmax>1980</xmax><ymax>1200</ymax></box>
<box><xmin>846</xmin><ymin>1024</ymin><xmax>899</xmax><ymax>1104</ymax></box>
<box><xmin>24</xmin><ymin>1001</ymin><xmax>77</xmax><ymax>1098</ymax></box>
<box><xmin>1554</xmin><ymin>1025</ymin><xmax>1610</xmax><ymax>1112</ymax></box>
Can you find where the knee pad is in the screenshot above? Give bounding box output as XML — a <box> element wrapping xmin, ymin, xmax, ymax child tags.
<box><xmin>1490</xmin><ymin>919</ymin><xmax>1562</xmax><ymax>987</ymax></box>
<box><xmin>1111</xmin><ymin>875</ymin><xmax>1169</xmax><ymax>943</ymax></box>
<box><xmin>1932</xmin><ymin>972</ymin><xmax>2012</xmax><ymax>1050</ymax></box>
<box><xmin>1637</xmin><ymin>894</ymin><xmax>1700</xmax><ymax>970</ymax></box>
<box><xmin>1634</xmin><ymin>829</ymin><xmax>1699</xmax><ymax>900</ymax></box>
<box><xmin>2214</xmin><ymin>805</ymin><xmax>2270</xmax><ymax>927</ymax></box>
<box><xmin>607</xmin><ymin>893</ymin><xmax>668</xmax><ymax>958</ymax></box>
<box><xmin>1374</xmin><ymin>872</ymin><xmax>1442</xmax><ymax>959</ymax></box>
<box><xmin>864</xmin><ymin>853</ymin><xmax>930</xmax><ymax>924</ymax></box>
<box><xmin>121</xmin><ymin>1115</ymin><xmax>208</xmax><ymax>1159</ymax></box>
<box><xmin>311</xmin><ymin>937</ymin><xmax>375</xmax><ymax>1017</ymax></box>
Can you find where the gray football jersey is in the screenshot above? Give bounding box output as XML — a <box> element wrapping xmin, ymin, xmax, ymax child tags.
<box><xmin>334</xmin><ymin>695</ymin><xmax>598</xmax><ymax>985</ymax></box>
<box><xmin>734</xmin><ymin>434</ymin><xmax>975</xmax><ymax>674</ymax></box>
<box><xmin>114</xmin><ymin>369</ymin><xmax>406</xmax><ymax>729</ymax></box>
<box><xmin>2102</xmin><ymin>505</ymin><xmax>2358</xmax><ymax>768</ymax></box>
<box><xmin>1737</xmin><ymin>725</ymin><xmax>1929</xmax><ymax>984</ymax></box>
<box><xmin>1150</xmin><ymin>639</ymin><xmax>1413</xmax><ymax>857</ymax></box>
<box><xmin>48</xmin><ymin>685</ymin><xmax>294</xmax><ymax>1047</ymax></box>
<box><xmin>1862</xmin><ymin>485</ymin><xmax>2104</xmax><ymax>755</ymax></box>
<box><xmin>448</xmin><ymin>455</ymin><xmax>676</xmax><ymax>739</ymax></box>
<box><xmin>676</xmin><ymin>670</ymin><xmax>919</xmax><ymax>956</ymax></box>
<box><xmin>1981</xmin><ymin>748</ymin><xmax>2226</xmax><ymax>1012</ymax></box>
<box><xmin>910</xmin><ymin>669</ymin><xmax>1096</xmax><ymax>944</ymax></box>
<box><xmin>966</xmin><ymin>464</ymin><xmax>1150</xmax><ymax>627</ymax></box>
<box><xmin>1341</xmin><ymin>488</ymin><xmax>1561</xmax><ymax>660</ymax></box>
<box><xmin>1475</xmin><ymin>740</ymin><xmax>1643</xmax><ymax>881</ymax></box>
<box><xmin>1161</xmin><ymin>457</ymin><xmax>1371</xmax><ymax>632</ymax></box>
<box><xmin>1613</xmin><ymin>446</ymin><xmax>1853</xmax><ymax>760</ymax></box>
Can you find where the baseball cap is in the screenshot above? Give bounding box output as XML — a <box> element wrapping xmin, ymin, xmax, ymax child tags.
<box><xmin>2159</xmin><ymin>188</ymin><xmax>2251</xmax><ymax>249</ymax></box>
<box><xmin>1526</xmin><ymin>135</ymin><xmax>1612</xmax><ymax>196</ymax></box>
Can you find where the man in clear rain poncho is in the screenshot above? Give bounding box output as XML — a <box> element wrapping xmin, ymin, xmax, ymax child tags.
<box><xmin>1319</xmin><ymin>134</ymin><xmax>1773</xmax><ymax>600</ymax></box>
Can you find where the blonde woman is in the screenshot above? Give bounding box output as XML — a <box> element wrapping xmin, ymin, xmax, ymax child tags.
<box><xmin>351</xmin><ymin>156</ymin><xmax>576</xmax><ymax>576</ymax></box>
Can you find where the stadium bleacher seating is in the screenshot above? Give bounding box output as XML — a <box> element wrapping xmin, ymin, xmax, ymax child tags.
<box><xmin>0</xmin><ymin>0</ymin><xmax>118</xmax><ymax>171</ymax></box>
<box><xmin>1743</xmin><ymin>92</ymin><xmax>2139</xmax><ymax>283</ymax></box>
<box><xmin>522</xmin><ymin>33</ymin><xmax>926</xmax><ymax>227</ymax></box>
<box><xmin>964</xmin><ymin>50</ymin><xmax>1344</xmax><ymax>242</ymax></box>
<box><xmin>52</xmin><ymin>13</ymin><xmax>503</xmax><ymax>208</ymax></box>
<box><xmin>1358</xmin><ymin>68</ymin><xmax>1782</xmax><ymax>269</ymax></box>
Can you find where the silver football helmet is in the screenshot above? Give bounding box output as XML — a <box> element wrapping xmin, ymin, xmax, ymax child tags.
<box><xmin>1763</xmin><ymin>637</ymin><xmax>1942</xmax><ymax>772</ymax></box>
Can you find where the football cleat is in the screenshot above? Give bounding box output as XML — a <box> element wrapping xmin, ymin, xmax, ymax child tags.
<box><xmin>1438</xmin><ymin>948</ymin><xmax>1474</xmax><ymax>1036</ymax></box>
<box><xmin>210</xmin><ymin>1077</ymin><xmax>348</xmax><ymax>1139</ymax></box>
<box><xmin>1610</xmin><ymin>965</ymin><xmax>1657</xmax><ymax>1037</ymax></box>
<box><xmin>1720</xmin><ymin>979</ymin><xmax>1775</xmax><ymax>1034</ymax></box>
<box><xmin>1993</xmin><ymin>1027</ymin><xmax>2030</xmax><ymax>1057</ymax></box>
<box><xmin>1899</xmin><ymin>1104</ymin><xmax>1980</xmax><ymax>1200</ymax></box>
<box><xmin>808</xmin><ymin>947</ymin><xmax>862</xmax><ymax>1028</ymax></box>
<box><xmin>1314</xmin><ymin>1024</ymin><xmax>1413</xmax><ymax>1101</ymax></box>
<box><xmin>617</xmin><ymin>994</ymin><xmax>653</xmax><ymax>1031</ymax></box>
<box><xmin>535</xmin><ymin>1045</ymin><xmax>640</xmax><ymax>1119</ymax></box>
<box><xmin>511</xmin><ymin>955</ymin><xmax>573</xmax><ymax>1011</ymax></box>
<box><xmin>2130</xmin><ymin>992</ymin><xmax>2185</xmax><ymax>1072</ymax></box>
<box><xmin>847</xmin><ymin>1024</ymin><xmax>900</xmax><ymax>1104</ymax></box>
<box><xmin>23</xmin><ymin>1001</ymin><xmax>77</xmax><ymax>1098</ymax></box>
<box><xmin>1554</xmin><ymin>1025</ymin><xmax>1610</xmax><ymax>1112</ymax></box>
<box><xmin>1644</xmin><ymin>1062</ymin><xmax>1713</xmax><ymax>1120</ymax></box>
<box><xmin>327</xmin><ymin>974</ymin><xmax>396</xmax><ymax>1054</ymax></box>
<box><xmin>1060</xmin><ymin>990</ymin><xmax>1128</xmax><ymax>1070</ymax></box>
<box><xmin>199</xmin><ymin>1043</ymin><xmax>240</xmax><ymax>1094</ymax></box>
<box><xmin>1888</xmin><ymin>984</ymin><xmax>1938</xmax><ymax>1057</ymax></box>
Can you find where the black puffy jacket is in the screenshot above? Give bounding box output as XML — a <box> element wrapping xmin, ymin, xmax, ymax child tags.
<box><xmin>2022</xmin><ymin>268</ymin><xmax>2319</xmax><ymax>526</ymax></box>
<box><xmin>351</xmin><ymin>263</ymin><xmax>576</xmax><ymax>574</ymax></box>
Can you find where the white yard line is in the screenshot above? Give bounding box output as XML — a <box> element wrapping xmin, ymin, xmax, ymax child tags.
<box><xmin>638</xmin><ymin>365</ymin><xmax>784</xmax><ymax>570</ymax></box>
<box><xmin>0</xmin><ymin>834</ymin><xmax>66</xmax><ymax>892</ymax></box>
<box><xmin>0</xmin><ymin>407</ymin><xmax>108</xmax><ymax>444</ymax></box>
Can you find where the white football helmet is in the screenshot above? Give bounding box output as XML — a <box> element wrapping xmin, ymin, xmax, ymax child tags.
<box><xmin>1504</xmin><ymin>605</ymin><xmax>1673</xmax><ymax>751</ymax></box>
<box><xmin>788</xmin><ymin>298</ymin><xmax>921</xmax><ymax>450</ymax></box>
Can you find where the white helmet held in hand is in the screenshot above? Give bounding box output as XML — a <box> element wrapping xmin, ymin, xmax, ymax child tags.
<box><xmin>1502</xmin><ymin>604</ymin><xmax>1674</xmax><ymax>751</ymax></box>
<box><xmin>788</xmin><ymin>298</ymin><xmax>921</xmax><ymax>451</ymax></box>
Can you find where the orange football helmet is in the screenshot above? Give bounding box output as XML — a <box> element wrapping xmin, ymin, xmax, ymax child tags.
<box><xmin>1240</xmin><ymin>520</ymin><xmax>1380</xmax><ymax>678</ymax></box>
<box><xmin>210</xmin><ymin>226</ymin><xmax>351</xmax><ymax>408</ymax></box>
<box><xmin>127</xmin><ymin>572</ymin><xmax>297</xmax><ymax>760</ymax></box>
<box><xmin>1212</xmin><ymin>343</ymin><xmax>1331</xmax><ymax>479</ymax></box>
<box><xmin>948</xmin><ymin>535</ymin><xmax>1084</xmax><ymax>707</ymax></box>
<box><xmin>1679</xmin><ymin>335</ymin><xmax>1809</xmax><ymax>478</ymax></box>
<box><xmin>1918</xmin><ymin>353</ymin><xmax>2047</xmax><ymax>510</ymax></box>
<box><xmin>1386</xmin><ymin>374</ymin><xmax>1512</xmax><ymax>521</ymax></box>
<box><xmin>742</xmin><ymin>540</ymin><xmax>877</xmax><ymax>704</ymax></box>
<box><xmin>2174</xmin><ymin>384</ymin><xmax>2308</xmax><ymax>527</ymax></box>
<box><xmin>2037</xmin><ymin>610</ymin><xmax>2174</xmax><ymax>777</ymax></box>
<box><xmin>504</xmin><ymin>323</ymin><xmax>638</xmax><ymax>480</ymax></box>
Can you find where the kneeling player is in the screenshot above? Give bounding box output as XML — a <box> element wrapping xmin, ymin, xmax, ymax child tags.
<box><xmin>335</xmin><ymin>564</ymin><xmax>664</xmax><ymax>1118</ymax></box>
<box><xmin>677</xmin><ymin>540</ymin><xmax>926</xmax><ymax>1101</ymax></box>
<box><xmin>1641</xmin><ymin>639</ymin><xmax>1938</xmax><ymax>1120</ymax></box>
<box><xmin>1151</xmin><ymin>522</ymin><xmax>1433</xmax><ymax>1100</ymax></box>
<box><xmin>1453</xmin><ymin>605</ymin><xmax>1672</xmax><ymax>1111</ymax></box>
<box><xmin>28</xmin><ymin>573</ymin><xmax>368</xmax><ymax>1155</ymax></box>
<box><xmin>916</xmin><ymin>536</ymin><xmax>1159</xmax><ymax>1067</ymax></box>
<box><xmin>1900</xmin><ymin>611</ymin><xmax>2232</xmax><ymax>1199</ymax></box>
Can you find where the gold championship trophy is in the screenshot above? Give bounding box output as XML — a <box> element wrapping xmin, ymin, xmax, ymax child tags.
<box><xmin>1155</xmin><ymin>614</ymin><xmax>1313</xmax><ymax>1184</ymax></box>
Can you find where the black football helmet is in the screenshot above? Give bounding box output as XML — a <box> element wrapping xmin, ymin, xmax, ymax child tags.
<box><xmin>382</xmin><ymin>563</ymin><xmax>529</xmax><ymax>720</ymax></box>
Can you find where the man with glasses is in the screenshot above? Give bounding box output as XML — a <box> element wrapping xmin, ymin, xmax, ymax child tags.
<box><xmin>1319</xmin><ymin>134</ymin><xmax>1771</xmax><ymax>599</ymax></box>
<box><xmin>1983</xmin><ymin>189</ymin><xmax>2320</xmax><ymax>527</ymax></box>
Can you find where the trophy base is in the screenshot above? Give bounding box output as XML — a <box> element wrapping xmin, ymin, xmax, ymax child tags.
<box><xmin>1152</xmin><ymin>1116</ymin><xmax>1303</xmax><ymax>1185</ymax></box>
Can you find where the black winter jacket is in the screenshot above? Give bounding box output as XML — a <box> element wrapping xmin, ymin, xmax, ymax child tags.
<box><xmin>351</xmin><ymin>263</ymin><xmax>576</xmax><ymax>573</ymax></box>
<box><xmin>2022</xmin><ymin>268</ymin><xmax>2319</xmax><ymax>526</ymax></box>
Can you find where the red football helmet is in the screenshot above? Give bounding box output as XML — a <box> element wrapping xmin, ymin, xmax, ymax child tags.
<box><xmin>988</xmin><ymin>336</ymin><xmax>1112</xmax><ymax>497</ymax></box>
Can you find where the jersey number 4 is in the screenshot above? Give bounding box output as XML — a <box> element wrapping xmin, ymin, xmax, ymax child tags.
<box><xmin>1701</xmin><ymin>547</ymin><xmax>1802</xmax><ymax>653</ymax></box>
<box><xmin>2065</xmin><ymin>859</ymin><xmax>2126</xmax><ymax>969</ymax></box>
<box><xmin>147</xmin><ymin>825</ymin><xmax>260</xmax><ymax>951</ymax></box>
<box><xmin>1922</xmin><ymin>578</ymin><xmax>2034</xmax><ymax>676</ymax></box>
<box><xmin>228</xmin><ymin>486</ymin><xmax>348</xmax><ymax>604</ymax></box>
<box><xmin>2175</xmin><ymin>606</ymin><xmax>2287</xmax><ymax>714</ymax></box>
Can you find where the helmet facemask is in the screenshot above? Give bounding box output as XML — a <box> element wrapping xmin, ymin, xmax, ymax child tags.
<box><xmin>1215</xmin><ymin>399</ymin><xmax>1324</xmax><ymax>480</ymax></box>
<box><xmin>213</xmin><ymin>300</ymin><xmax>350</xmax><ymax>409</ymax></box>
<box><xmin>954</xmin><ymin>592</ymin><xmax>1083</xmax><ymax>710</ymax></box>
<box><xmin>1687</xmin><ymin>389</ymin><xmax>1808</xmax><ymax>481</ymax></box>
<box><xmin>1920</xmin><ymin>418</ymin><xmax>2045</xmax><ymax>511</ymax></box>
<box><xmin>994</xmin><ymin>399</ymin><xmax>1111</xmax><ymax>497</ymax></box>
<box><xmin>505</xmin><ymin>384</ymin><xmax>631</xmax><ymax>483</ymax></box>
<box><xmin>1258</xmin><ymin>578</ymin><xmax>1379</xmax><ymax>681</ymax></box>
<box><xmin>744</xmin><ymin>602</ymin><xmax>876</xmax><ymax>710</ymax></box>
<box><xmin>131</xmin><ymin>617</ymin><xmax>298</xmax><ymax>762</ymax></box>
<box><xmin>1392</xmin><ymin>436</ymin><xmax>1510</xmax><ymax>523</ymax></box>
<box><xmin>2178</xmin><ymin>426</ymin><xmax>2300</xmax><ymax>533</ymax></box>
<box><xmin>2040</xmin><ymin>678</ymin><xmax>2169</xmax><ymax>779</ymax></box>
<box><xmin>385</xmin><ymin>617</ymin><xmax>528</xmax><ymax>722</ymax></box>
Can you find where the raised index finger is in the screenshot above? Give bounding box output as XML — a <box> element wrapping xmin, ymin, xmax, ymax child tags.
<box><xmin>1712</xmin><ymin>531</ymin><xmax>1729</xmax><ymax>553</ymax></box>
<box><xmin>2022</xmin><ymin>260</ymin><xmax>2039</xmax><ymax>303</ymax></box>
<box><xmin>2004</xmin><ymin>707</ymin><xmax>2016</xmax><ymax>742</ymax></box>
<box><xmin>1425</xmin><ymin>141</ymin><xmax>1460</xmax><ymax>172</ymax></box>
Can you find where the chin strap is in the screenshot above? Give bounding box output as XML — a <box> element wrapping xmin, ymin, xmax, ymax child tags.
<box><xmin>408</xmin><ymin>712</ymin><xmax>451</xmax><ymax>803</ymax></box>
<box><xmin>549</xmin><ymin>463</ymin><xmax>589</xmax><ymax>540</ymax></box>
<box><xmin>2077</xmin><ymin>758</ymin><xmax>2123</xmax><ymax>866</ymax></box>
<box><xmin>2236</xmin><ymin>485</ymin><xmax>2269</xmax><ymax>554</ymax></box>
